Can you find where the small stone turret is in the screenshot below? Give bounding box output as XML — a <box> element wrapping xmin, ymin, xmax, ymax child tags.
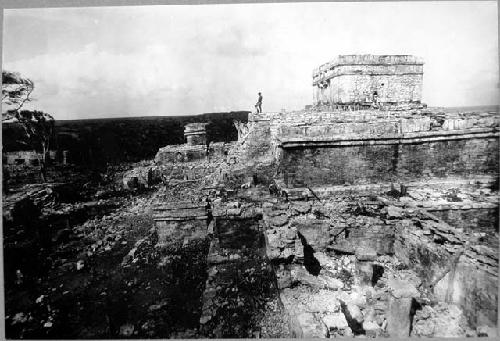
<box><xmin>184</xmin><ymin>123</ymin><xmax>208</xmax><ymax>146</ymax></box>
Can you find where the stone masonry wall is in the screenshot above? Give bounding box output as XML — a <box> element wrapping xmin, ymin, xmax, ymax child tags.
<box><xmin>328</xmin><ymin>73</ymin><xmax>423</xmax><ymax>104</ymax></box>
<box><xmin>281</xmin><ymin>137</ymin><xmax>499</xmax><ymax>187</ymax></box>
<box><xmin>235</xmin><ymin>110</ymin><xmax>498</xmax><ymax>188</ymax></box>
<box><xmin>393</xmin><ymin>211</ymin><xmax>498</xmax><ymax>328</ymax></box>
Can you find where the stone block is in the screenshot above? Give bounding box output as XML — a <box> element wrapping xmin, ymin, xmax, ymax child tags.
<box><xmin>362</xmin><ymin>320</ymin><xmax>381</xmax><ymax>337</ymax></box>
<box><xmin>276</xmin><ymin>267</ymin><xmax>292</xmax><ymax>289</ymax></box>
<box><xmin>305</xmin><ymin>291</ymin><xmax>341</xmax><ymax>314</ymax></box>
<box><xmin>386</xmin><ymin>205</ymin><xmax>403</xmax><ymax>218</ymax></box>
<box><xmin>323</xmin><ymin>313</ymin><xmax>352</xmax><ymax>337</ymax></box>
<box><xmin>268</xmin><ymin>214</ymin><xmax>289</xmax><ymax>227</ymax></box>
<box><xmin>387</xmin><ymin>278</ymin><xmax>419</xmax><ymax>298</ymax></box>
<box><xmin>356</xmin><ymin>261</ymin><xmax>374</xmax><ymax>286</ymax></box>
<box><xmin>291</xmin><ymin>202</ymin><xmax>312</xmax><ymax>214</ymax></box>
<box><xmin>320</xmin><ymin>275</ymin><xmax>344</xmax><ymax>290</ymax></box>
<box><xmin>226</xmin><ymin>208</ymin><xmax>242</xmax><ymax>216</ymax></box>
<box><xmin>477</xmin><ymin>325</ymin><xmax>497</xmax><ymax>338</ymax></box>
<box><xmin>355</xmin><ymin>247</ymin><xmax>378</xmax><ymax>261</ymax></box>
<box><xmin>346</xmin><ymin>303</ymin><xmax>364</xmax><ymax>324</ymax></box>
<box><xmin>387</xmin><ymin>296</ymin><xmax>412</xmax><ymax>338</ymax></box>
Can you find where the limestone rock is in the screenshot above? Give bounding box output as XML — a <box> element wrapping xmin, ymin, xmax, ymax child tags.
<box><xmin>323</xmin><ymin>313</ymin><xmax>352</xmax><ymax>337</ymax></box>
<box><xmin>387</xmin><ymin>278</ymin><xmax>419</xmax><ymax>299</ymax></box>
<box><xmin>362</xmin><ymin>320</ymin><xmax>381</xmax><ymax>337</ymax></box>
<box><xmin>356</xmin><ymin>261</ymin><xmax>374</xmax><ymax>286</ymax></box>
<box><xmin>347</xmin><ymin>290</ymin><xmax>367</xmax><ymax>307</ymax></box>
<box><xmin>387</xmin><ymin>296</ymin><xmax>412</xmax><ymax>337</ymax></box>
<box><xmin>291</xmin><ymin>267</ymin><xmax>323</xmax><ymax>288</ymax></box>
<box><xmin>306</xmin><ymin>290</ymin><xmax>341</xmax><ymax>313</ymax></box>
<box><xmin>292</xmin><ymin>202</ymin><xmax>312</xmax><ymax>214</ymax></box>
<box><xmin>346</xmin><ymin>303</ymin><xmax>364</xmax><ymax>324</ymax></box>
<box><xmin>319</xmin><ymin>274</ymin><xmax>344</xmax><ymax>290</ymax></box>
<box><xmin>276</xmin><ymin>267</ymin><xmax>292</xmax><ymax>289</ymax></box>
<box><xmin>477</xmin><ymin>325</ymin><xmax>497</xmax><ymax>338</ymax></box>
<box><xmin>412</xmin><ymin>303</ymin><xmax>469</xmax><ymax>338</ymax></box>
<box><xmin>355</xmin><ymin>247</ymin><xmax>377</xmax><ymax>261</ymax></box>
<box><xmin>386</xmin><ymin>205</ymin><xmax>403</xmax><ymax>218</ymax></box>
<box><xmin>268</xmin><ymin>214</ymin><xmax>289</xmax><ymax>227</ymax></box>
<box><xmin>295</xmin><ymin>312</ymin><xmax>328</xmax><ymax>338</ymax></box>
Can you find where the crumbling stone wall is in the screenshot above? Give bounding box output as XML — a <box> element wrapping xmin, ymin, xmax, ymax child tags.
<box><xmin>155</xmin><ymin>145</ymin><xmax>206</xmax><ymax>164</ymax></box>
<box><xmin>393</xmin><ymin>210</ymin><xmax>498</xmax><ymax>328</ymax></box>
<box><xmin>430</xmin><ymin>208</ymin><xmax>498</xmax><ymax>247</ymax></box>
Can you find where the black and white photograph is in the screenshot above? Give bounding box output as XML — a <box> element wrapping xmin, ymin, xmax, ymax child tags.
<box><xmin>1</xmin><ymin>0</ymin><xmax>498</xmax><ymax>339</ymax></box>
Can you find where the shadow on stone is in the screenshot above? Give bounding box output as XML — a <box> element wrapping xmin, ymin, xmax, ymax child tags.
<box><xmin>340</xmin><ymin>301</ymin><xmax>365</xmax><ymax>335</ymax></box>
<box><xmin>409</xmin><ymin>297</ymin><xmax>422</xmax><ymax>336</ymax></box>
<box><xmin>297</xmin><ymin>232</ymin><xmax>321</xmax><ymax>276</ymax></box>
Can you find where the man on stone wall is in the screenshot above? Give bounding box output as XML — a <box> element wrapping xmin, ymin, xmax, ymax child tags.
<box><xmin>255</xmin><ymin>92</ymin><xmax>263</xmax><ymax>113</ymax></box>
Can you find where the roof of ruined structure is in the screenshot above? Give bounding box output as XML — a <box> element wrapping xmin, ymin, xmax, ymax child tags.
<box><xmin>313</xmin><ymin>54</ymin><xmax>424</xmax><ymax>77</ymax></box>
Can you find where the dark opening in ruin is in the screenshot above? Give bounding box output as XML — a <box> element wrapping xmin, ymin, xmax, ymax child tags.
<box><xmin>409</xmin><ymin>298</ymin><xmax>423</xmax><ymax>336</ymax></box>
<box><xmin>371</xmin><ymin>264</ymin><xmax>385</xmax><ymax>286</ymax></box>
<box><xmin>297</xmin><ymin>232</ymin><xmax>321</xmax><ymax>276</ymax></box>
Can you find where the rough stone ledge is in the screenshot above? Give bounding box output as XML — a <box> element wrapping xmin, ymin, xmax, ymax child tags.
<box><xmin>280</xmin><ymin>129</ymin><xmax>499</xmax><ymax>148</ymax></box>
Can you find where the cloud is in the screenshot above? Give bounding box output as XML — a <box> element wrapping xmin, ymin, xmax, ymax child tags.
<box><xmin>214</xmin><ymin>27</ymin><xmax>266</xmax><ymax>58</ymax></box>
<box><xmin>3</xmin><ymin>2</ymin><xmax>498</xmax><ymax>120</ymax></box>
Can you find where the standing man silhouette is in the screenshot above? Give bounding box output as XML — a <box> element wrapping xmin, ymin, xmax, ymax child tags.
<box><xmin>255</xmin><ymin>92</ymin><xmax>263</xmax><ymax>113</ymax></box>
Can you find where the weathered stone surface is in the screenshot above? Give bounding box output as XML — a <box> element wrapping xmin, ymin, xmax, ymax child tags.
<box><xmin>295</xmin><ymin>312</ymin><xmax>328</xmax><ymax>338</ymax></box>
<box><xmin>322</xmin><ymin>313</ymin><xmax>352</xmax><ymax>337</ymax></box>
<box><xmin>477</xmin><ymin>325</ymin><xmax>498</xmax><ymax>338</ymax></box>
<box><xmin>346</xmin><ymin>303</ymin><xmax>364</xmax><ymax>324</ymax></box>
<box><xmin>292</xmin><ymin>220</ymin><xmax>331</xmax><ymax>251</ymax></box>
<box><xmin>320</xmin><ymin>275</ymin><xmax>344</xmax><ymax>290</ymax></box>
<box><xmin>355</xmin><ymin>247</ymin><xmax>378</xmax><ymax>261</ymax></box>
<box><xmin>305</xmin><ymin>290</ymin><xmax>341</xmax><ymax>313</ymax></box>
<box><xmin>280</xmin><ymin>134</ymin><xmax>499</xmax><ymax>187</ymax></box>
<box><xmin>291</xmin><ymin>202</ymin><xmax>312</xmax><ymax>214</ymax></box>
<box><xmin>276</xmin><ymin>267</ymin><xmax>292</xmax><ymax>289</ymax></box>
<box><xmin>412</xmin><ymin>303</ymin><xmax>468</xmax><ymax>338</ymax></box>
<box><xmin>387</xmin><ymin>278</ymin><xmax>419</xmax><ymax>299</ymax></box>
<box><xmin>268</xmin><ymin>214</ymin><xmax>289</xmax><ymax>227</ymax></box>
<box><xmin>356</xmin><ymin>261</ymin><xmax>374</xmax><ymax>286</ymax></box>
<box><xmin>362</xmin><ymin>320</ymin><xmax>381</xmax><ymax>337</ymax></box>
<box><xmin>313</xmin><ymin>55</ymin><xmax>424</xmax><ymax>107</ymax></box>
<box><xmin>123</xmin><ymin>166</ymin><xmax>155</xmax><ymax>189</ymax></box>
<box><xmin>386</xmin><ymin>205</ymin><xmax>403</xmax><ymax>218</ymax></box>
<box><xmin>386</xmin><ymin>296</ymin><xmax>412</xmax><ymax>338</ymax></box>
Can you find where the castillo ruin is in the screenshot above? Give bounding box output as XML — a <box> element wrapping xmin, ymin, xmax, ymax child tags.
<box><xmin>4</xmin><ymin>54</ymin><xmax>498</xmax><ymax>339</ymax></box>
<box><xmin>119</xmin><ymin>54</ymin><xmax>500</xmax><ymax>338</ymax></box>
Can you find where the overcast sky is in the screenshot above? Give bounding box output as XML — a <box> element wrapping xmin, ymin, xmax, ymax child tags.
<box><xmin>3</xmin><ymin>1</ymin><xmax>498</xmax><ymax>120</ymax></box>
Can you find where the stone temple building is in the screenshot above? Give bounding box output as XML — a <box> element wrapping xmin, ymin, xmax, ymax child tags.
<box><xmin>312</xmin><ymin>55</ymin><xmax>424</xmax><ymax>108</ymax></box>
